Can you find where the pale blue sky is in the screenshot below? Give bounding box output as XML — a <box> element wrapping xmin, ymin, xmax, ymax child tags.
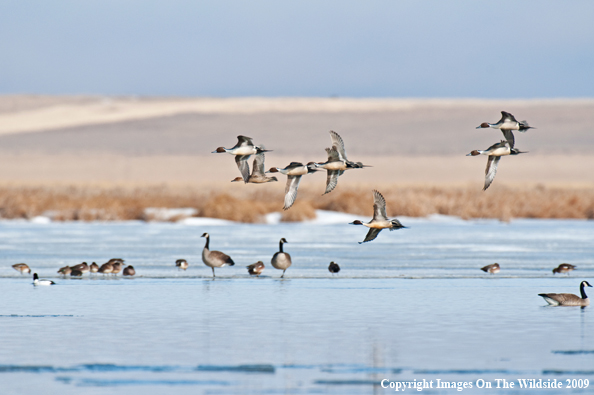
<box><xmin>1</xmin><ymin>1</ymin><xmax>593</xmax><ymax>97</ymax></box>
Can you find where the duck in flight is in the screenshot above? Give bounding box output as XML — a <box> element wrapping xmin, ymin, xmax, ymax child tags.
<box><xmin>267</xmin><ymin>162</ymin><xmax>318</xmax><ymax>210</ymax></box>
<box><xmin>467</xmin><ymin>140</ymin><xmax>527</xmax><ymax>190</ymax></box>
<box><xmin>313</xmin><ymin>131</ymin><xmax>370</xmax><ymax>195</ymax></box>
<box><xmin>350</xmin><ymin>190</ymin><xmax>406</xmax><ymax>243</ymax></box>
<box><xmin>212</xmin><ymin>136</ymin><xmax>271</xmax><ymax>183</ymax></box>
<box><xmin>231</xmin><ymin>151</ymin><xmax>278</xmax><ymax>183</ymax></box>
<box><xmin>476</xmin><ymin>111</ymin><xmax>534</xmax><ymax>148</ymax></box>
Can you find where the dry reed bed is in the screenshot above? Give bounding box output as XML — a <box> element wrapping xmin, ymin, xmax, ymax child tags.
<box><xmin>0</xmin><ymin>185</ymin><xmax>592</xmax><ymax>222</ymax></box>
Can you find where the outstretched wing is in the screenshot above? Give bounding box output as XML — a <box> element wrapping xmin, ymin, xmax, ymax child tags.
<box><xmin>483</xmin><ymin>156</ymin><xmax>501</xmax><ymax>191</ymax></box>
<box><xmin>251</xmin><ymin>152</ymin><xmax>266</xmax><ymax>176</ymax></box>
<box><xmin>500</xmin><ymin>111</ymin><xmax>517</xmax><ymax>123</ymax></box>
<box><xmin>501</xmin><ymin>129</ymin><xmax>515</xmax><ymax>149</ymax></box>
<box><xmin>324</xmin><ymin>170</ymin><xmax>341</xmax><ymax>195</ymax></box>
<box><xmin>236</xmin><ymin>135</ymin><xmax>254</xmax><ymax>147</ymax></box>
<box><xmin>329</xmin><ymin>131</ymin><xmax>348</xmax><ymax>161</ymax></box>
<box><xmin>235</xmin><ymin>155</ymin><xmax>251</xmax><ymax>183</ymax></box>
<box><xmin>326</xmin><ymin>147</ymin><xmax>341</xmax><ymax>162</ymax></box>
<box><xmin>372</xmin><ymin>190</ymin><xmax>388</xmax><ymax>220</ymax></box>
<box><xmin>360</xmin><ymin>228</ymin><xmax>382</xmax><ymax>244</ymax></box>
<box><xmin>283</xmin><ymin>175</ymin><xmax>302</xmax><ymax>210</ymax></box>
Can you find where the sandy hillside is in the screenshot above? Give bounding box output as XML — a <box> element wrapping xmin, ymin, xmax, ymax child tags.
<box><xmin>0</xmin><ymin>95</ymin><xmax>592</xmax><ymax>188</ymax></box>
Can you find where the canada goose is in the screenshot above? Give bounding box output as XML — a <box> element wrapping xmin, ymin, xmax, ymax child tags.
<box><xmin>176</xmin><ymin>259</ymin><xmax>189</xmax><ymax>270</ymax></box>
<box><xmin>467</xmin><ymin>140</ymin><xmax>527</xmax><ymax>190</ymax></box>
<box><xmin>271</xmin><ymin>238</ymin><xmax>292</xmax><ymax>278</ymax></box>
<box><xmin>314</xmin><ymin>131</ymin><xmax>370</xmax><ymax>194</ymax></box>
<box><xmin>553</xmin><ymin>263</ymin><xmax>576</xmax><ymax>274</ymax></box>
<box><xmin>267</xmin><ymin>162</ymin><xmax>318</xmax><ymax>210</ymax></box>
<box><xmin>98</xmin><ymin>262</ymin><xmax>114</xmax><ymax>275</ymax></box>
<box><xmin>480</xmin><ymin>263</ymin><xmax>500</xmax><ymax>274</ymax></box>
<box><xmin>122</xmin><ymin>265</ymin><xmax>136</xmax><ymax>276</ymax></box>
<box><xmin>213</xmin><ymin>136</ymin><xmax>271</xmax><ymax>183</ymax></box>
<box><xmin>70</xmin><ymin>262</ymin><xmax>89</xmax><ymax>274</ymax></box>
<box><xmin>328</xmin><ymin>261</ymin><xmax>340</xmax><ymax>274</ymax></box>
<box><xmin>247</xmin><ymin>261</ymin><xmax>265</xmax><ymax>276</ymax></box>
<box><xmin>12</xmin><ymin>263</ymin><xmax>31</xmax><ymax>274</ymax></box>
<box><xmin>201</xmin><ymin>233</ymin><xmax>235</xmax><ymax>277</ymax></box>
<box><xmin>539</xmin><ymin>281</ymin><xmax>592</xmax><ymax>306</ymax></box>
<box><xmin>57</xmin><ymin>266</ymin><xmax>72</xmax><ymax>276</ymax></box>
<box><xmin>476</xmin><ymin>111</ymin><xmax>534</xmax><ymax>148</ymax></box>
<box><xmin>90</xmin><ymin>262</ymin><xmax>99</xmax><ymax>274</ymax></box>
<box><xmin>32</xmin><ymin>273</ymin><xmax>55</xmax><ymax>286</ymax></box>
<box><xmin>350</xmin><ymin>190</ymin><xmax>406</xmax><ymax>243</ymax></box>
<box><xmin>230</xmin><ymin>151</ymin><xmax>278</xmax><ymax>183</ymax></box>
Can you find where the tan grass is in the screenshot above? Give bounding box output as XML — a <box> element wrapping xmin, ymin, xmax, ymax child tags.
<box><xmin>0</xmin><ymin>185</ymin><xmax>592</xmax><ymax>222</ymax></box>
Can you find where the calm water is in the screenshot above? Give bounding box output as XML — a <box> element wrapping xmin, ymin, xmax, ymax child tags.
<box><xmin>0</xmin><ymin>215</ymin><xmax>593</xmax><ymax>394</ymax></box>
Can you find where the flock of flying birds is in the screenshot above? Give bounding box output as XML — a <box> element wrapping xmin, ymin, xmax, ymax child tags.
<box><xmin>11</xmin><ymin>111</ymin><xmax>591</xmax><ymax>305</ymax></box>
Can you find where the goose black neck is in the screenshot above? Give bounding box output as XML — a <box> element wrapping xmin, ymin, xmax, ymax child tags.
<box><xmin>581</xmin><ymin>283</ymin><xmax>588</xmax><ymax>299</ymax></box>
<box><xmin>204</xmin><ymin>235</ymin><xmax>210</xmax><ymax>249</ymax></box>
<box><xmin>279</xmin><ymin>240</ymin><xmax>284</xmax><ymax>252</ymax></box>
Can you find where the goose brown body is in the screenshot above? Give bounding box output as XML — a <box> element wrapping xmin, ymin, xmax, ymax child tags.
<box><xmin>539</xmin><ymin>281</ymin><xmax>592</xmax><ymax>306</ymax></box>
<box><xmin>271</xmin><ymin>238</ymin><xmax>291</xmax><ymax>278</ymax></box>
<box><xmin>201</xmin><ymin>233</ymin><xmax>235</xmax><ymax>277</ymax></box>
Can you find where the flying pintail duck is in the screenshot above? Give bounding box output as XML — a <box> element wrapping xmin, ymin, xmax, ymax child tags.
<box><xmin>267</xmin><ymin>162</ymin><xmax>318</xmax><ymax>210</ymax></box>
<box><xmin>539</xmin><ymin>281</ymin><xmax>592</xmax><ymax>306</ymax></box>
<box><xmin>212</xmin><ymin>136</ymin><xmax>271</xmax><ymax>183</ymax></box>
<box><xmin>553</xmin><ymin>263</ymin><xmax>576</xmax><ymax>274</ymax></box>
<box><xmin>467</xmin><ymin>140</ymin><xmax>527</xmax><ymax>190</ymax></box>
<box><xmin>247</xmin><ymin>261</ymin><xmax>265</xmax><ymax>276</ymax></box>
<box><xmin>350</xmin><ymin>190</ymin><xmax>407</xmax><ymax>244</ymax></box>
<box><xmin>201</xmin><ymin>233</ymin><xmax>235</xmax><ymax>277</ymax></box>
<box><xmin>271</xmin><ymin>238</ymin><xmax>292</xmax><ymax>278</ymax></box>
<box><xmin>481</xmin><ymin>263</ymin><xmax>500</xmax><ymax>274</ymax></box>
<box><xmin>314</xmin><ymin>131</ymin><xmax>370</xmax><ymax>194</ymax></box>
<box><xmin>123</xmin><ymin>265</ymin><xmax>136</xmax><ymax>276</ymax></box>
<box><xmin>230</xmin><ymin>151</ymin><xmax>278</xmax><ymax>183</ymax></box>
<box><xmin>12</xmin><ymin>263</ymin><xmax>31</xmax><ymax>274</ymax></box>
<box><xmin>33</xmin><ymin>273</ymin><xmax>55</xmax><ymax>286</ymax></box>
<box><xmin>57</xmin><ymin>266</ymin><xmax>72</xmax><ymax>276</ymax></box>
<box><xmin>328</xmin><ymin>261</ymin><xmax>340</xmax><ymax>274</ymax></box>
<box><xmin>476</xmin><ymin>111</ymin><xmax>534</xmax><ymax>148</ymax></box>
<box><xmin>176</xmin><ymin>259</ymin><xmax>189</xmax><ymax>270</ymax></box>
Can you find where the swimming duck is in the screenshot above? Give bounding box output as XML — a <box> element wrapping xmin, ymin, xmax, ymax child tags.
<box><xmin>70</xmin><ymin>262</ymin><xmax>89</xmax><ymax>274</ymax></box>
<box><xmin>122</xmin><ymin>265</ymin><xmax>136</xmax><ymax>276</ymax></box>
<box><xmin>467</xmin><ymin>140</ymin><xmax>527</xmax><ymax>190</ymax></box>
<box><xmin>213</xmin><ymin>136</ymin><xmax>271</xmax><ymax>183</ymax></box>
<box><xmin>539</xmin><ymin>281</ymin><xmax>592</xmax><ymax>306</ymax></box>
<box><xmin>267</xmin><ymin>162</ymin><xmax>318</xmax><ymax>210</ymax></box>
<box><xmin>230</xmin><ymin>151</ymin><xmax>278</xmax><ymax>183</ymax></box>
<box><xmin>33</xmin><ymin>273</ymin><xmax>55</xmax><ymax>286</ymax></box>
<box><xmin>328</xmin><ymin>261</ymin><xmax>340</xmax><ymax>274</ymax></box>
<box><xmin>476</xmin><ymin>111</ymin><xmax>534</xmax><ymax>148</ymax></box>
<box><xmin>98</xmin><ymin>262</ymin><xmax>114</xmax><ymax>275</ymax></box>
<box><xmin>480</xmin><ymin>263</ymin><xmax>500</xmax><ymax>274</ymax></box>
<box><xmin>176</xmin><ymin>259</ymin><xmax>189</xmax><ymax>270</ymax></box>
<box><xmin>12</xmin><ymin>263</ymin><xmax>31</xmax><ymax>274</ymax></box>
<box><xmin>350</xmin><ymin>190</ymin><xmax>406</xmax><ymax>244</ymax></box>
<box><xmin>271</xmin><ymin>238</ymin><xmax>292</xmax><ymax>278</ymax></box>
<box><xmin>247</xmin><ymin>261</ymin><xmax>265</xmax><ymax>276</ymax></box>
<box><xmin>201</xmin><ymin>233</ymin><xmax>235</xmax><ymax>277</ymax></box>
<box><xmin>111</xmin><ymin>261</ymin><xmax>124</xmax><ymax>275</ymax></box>
<box><xmin>57</xmin><ymin>266</ymin><xmax>72</xmax><ymax>276</ymax></box>
<box><xmin>314</xmin><ymin>131</ymin><xmax>370</xmax><ymax>194</ymax></box>
<box><xmin>553</xmin><ymin>263</ymin><xmax>576</xmax><ymax>274</ymax></box>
